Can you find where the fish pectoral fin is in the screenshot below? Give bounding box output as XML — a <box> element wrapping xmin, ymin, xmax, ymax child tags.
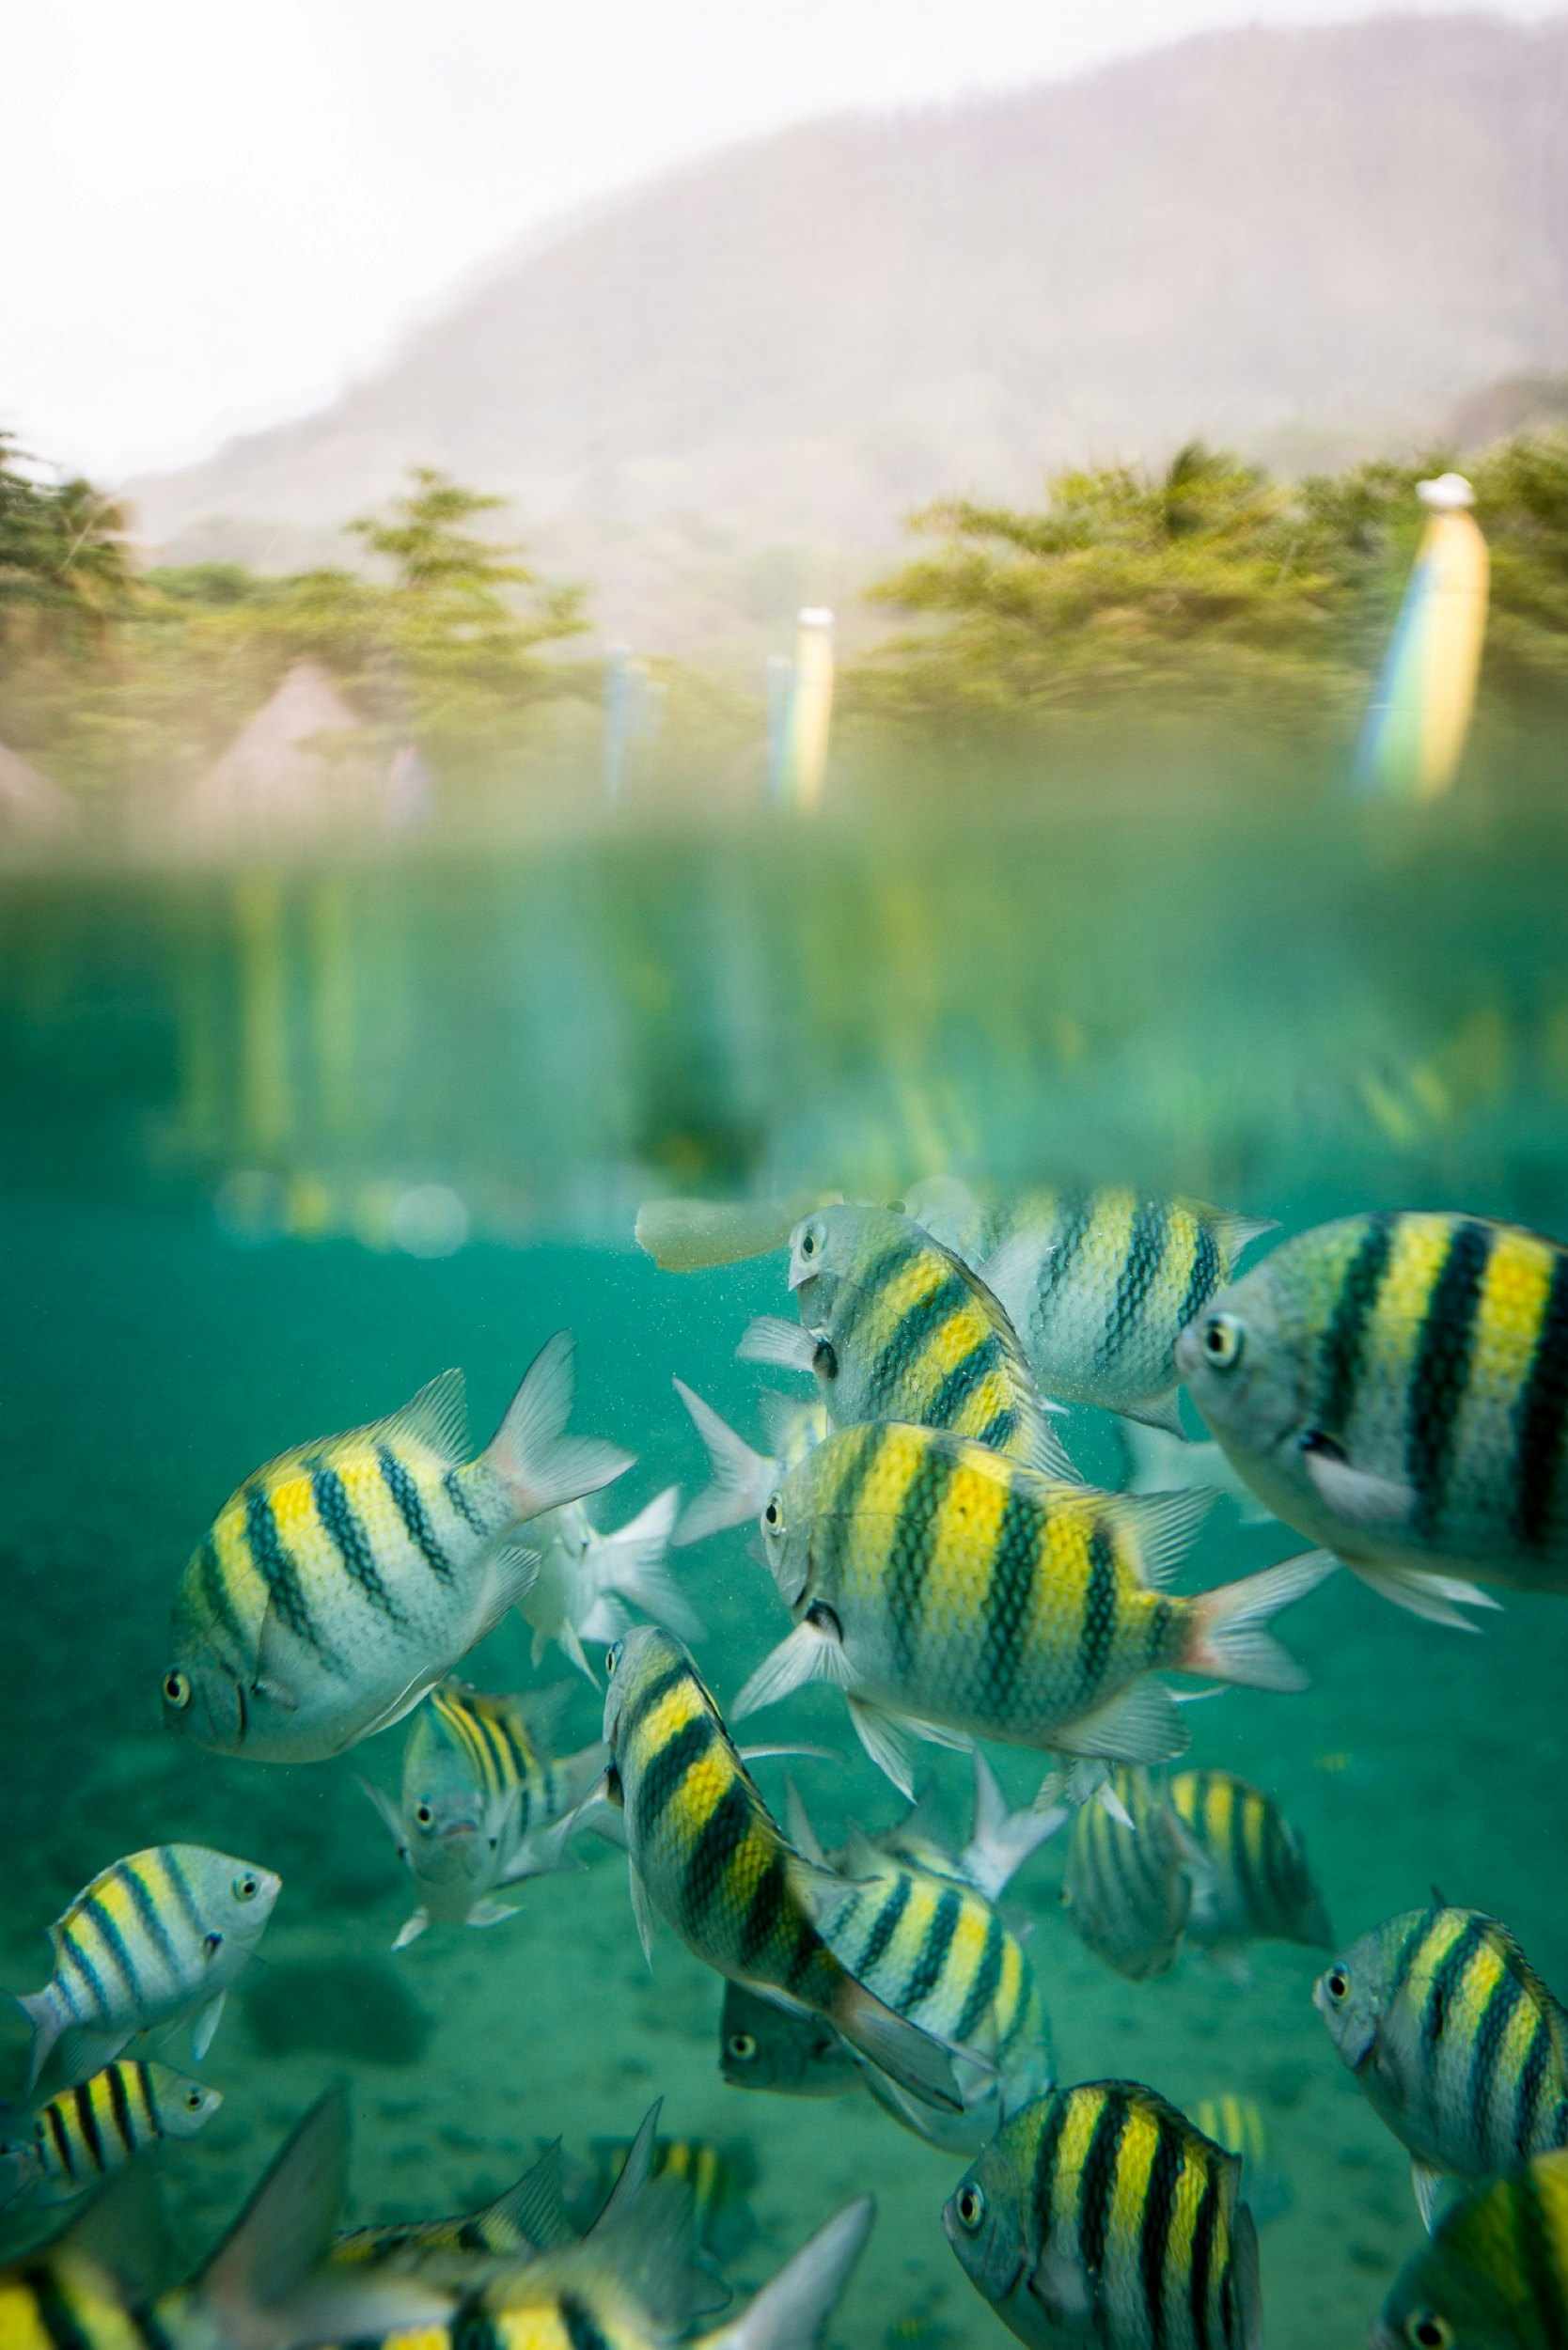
<box><xmin>1095</xmin><ymin>1778</ymin><xmax>1135</xmax><ymax>1828</ymax></box>
<box><xmin>1411</xmin><ymin>2157</ymin><xmax>1451</xmax><ymax>2234</ymax></box>
<box><xmin>1299</xmin><ymin>1436</ymin><xmax>1412</xmax><ymax>1526</ymax></box>
<box><xmin>479</xmin><ymin>1538</ymin><xmax>542</xmax><ymax>1626</ymax></box>
<box><xmin>1029</xmin><ymin>2242</ymin><xmax>1096</xmax><ymax>2328</ymax></box>
<box><xmin>844</xmin><ymin>1697</ymin><xmax>919</xmax><ymax>1799</ymax></box>
<box><xmin>1052</xmin><ymin>1681</ymin><xmax>1187</xmax><ymax>1766</ymax></box>
<box><xmin>356</xmin><ymin>1776</ymin><xmax>407</xmax><ymax>1852</ymax></box>
<box><xmin>736</xmin><ymin>1315</ymin><xmax>822</xmax><ymax>1376</ymax></box>
<box><xmin>1344</xmin><ymin>1558</ymin><xmax>1501</xmax><ymax>1630</ymax></box>
<box><xmin>557</xmin><ymin>1615</ymin><xmax>599</xmax><ymax>1684</ymax></box>
<box><xmin>627</xmin><ymin>1856</ymin><xmax>657</xmax><ymax>1966</ymax></box>
<box><xmin>466</xmin><ymin>1897</ymin><xmax>523</xmax><ymax>1930</ymax></box>
<box><xmin>732</xmin><ymin>1618</ymin><xmax>855</xmax><ymax>1719</ymax></box>
<box><xmin>391</xmin><ymin>1911</ymin><xmax>430</xmax><ymax>1950</ymax></box>
<box><xmin>190</xmin><ymin>1992</ymin><xmax>227</xmax><ymax>2063</ymax></box>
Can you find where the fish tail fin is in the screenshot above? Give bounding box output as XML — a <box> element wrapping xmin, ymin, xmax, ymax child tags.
<box><xmin>696</xmin><ymin>2196</ymin><xmax>874</xmax><ymax>2350</ymax></box>
<box><xmin>16</xmin><ymin>1990</ymin><xmax>59</xmax><ymax>2099</ymax></box>
<box><xmin>959</xmin><ymin>1750</ymin><xmax>1067</xmax><ymax>1900</ymax></box>
<box><xmin>825</xmin><ymin>1974</ymin><xmax>963</xmax><ymax>2115</ymax></box>
<box><xmin>671</xmin><ymin>1381</ymin><xmax>776</xmax><ymax>1545</ymax></box>
<box><xmin>580</xmin><ymin>1487</ymin><xmax>704</xmax><ymax>1642</ymax></box>
<box><xmin>483</xmin><ymin>1332</ymin><xmax>634</xmax><ymax>1521</ymax></box>
<box><xmin>1184</xmin><ymin>1550</ymin><xmax>1338</xmax><ymax>1691</ymax></box>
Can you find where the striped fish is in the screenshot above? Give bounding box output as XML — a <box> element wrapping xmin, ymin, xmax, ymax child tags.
<box><xmin>973</xmin><ymin>1188</ymin><xmax>1276</xmax><ymax>1436</ymax></box>
<box><xmin>1176</xmin><ymin>1210</ymin><xmax>1568</xmax><ymax>1622</ymax></box>
<box><xmin>671</xmin><ymin>1383</ymin><xmax>827</xmax><ymax>1547</ymax></box>
<box><xmin>162</xmin><ymin>1332</ymin><xmax>633</xmax><ymax>1762</ymax></box>
<box><xmin>0</xmin><ymin>2061</ymin><xmax>220</xmax><ymax>2205</ymax></box>
<box><xmin>731</xmin><ymin>1419</ymin><xmax>1334</xmax><ymax>1795</ymax></box>
<box><xmin>601</xmin><ymin>1624</ymin><xmax>963</xmax><ymax>2116</ymax></box>
<box><xmin>332</xmin><ymin>2138</ymin><xmax>576</xmax><ymax>2270</ymax></box>
<box><xmin>718</xmin><ymin>1981</ymin><xmax>861</xmax><ymax>2099</ymax></box>
<box><xmin>1063</xmin><ymin>1768</ymin><xmax>1194</xmax><ymax>1982</ymax></box>
<box><xmin>1190</xmin><ymin>2097</ymin><xmax>1290</xmax><ymax>2228</ymax></box>
<box><xmin>943</xmin><ymin>2079</ymin><xmax>1262</xmax><ymax>2350</ymax></box>
<box><xmin>737</xmin><ymin>1202</ymin><xmax>1076</xmax><ymax>1478</ymax></box>
<box><xmin>13</xmin><ymin>1844</ymin><xmax>279</xmax><ymax>2094</ymax></box>
<box><xmin>360</xmin><ymin>1677</ymin><xmax>604</xmax><ymax>1948</ymax></box>
<box><xmin>1377</xmin><ymin>2142</ymin><xmax>1568</xmax><ymax>2350</ymax></box>
<box><xmin>586</xmin><ymin>2136</ymin><xmax>759</xmax><ymax>2264</ymax></box>
<box><xmin>1315</xmin><ymin>1900</ymin><xmax>1568</xmax><ymax>2230</ymax></box>
<box><xmin>1168</xmin><ymin>1770</ymin><xmax>1332</xmax><ymax>1959</ymax></box>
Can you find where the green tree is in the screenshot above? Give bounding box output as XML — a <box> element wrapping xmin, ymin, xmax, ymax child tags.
<box><xmin>0</xmin><ymin>435</ymin><xmax>134</xmax><ymax>650</ymax></box>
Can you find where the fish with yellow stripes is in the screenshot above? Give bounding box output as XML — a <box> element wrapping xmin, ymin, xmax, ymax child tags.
<box><xmin>943</xmin><ymin>2078</ymin><xmax>1262</xmax><ymax>2350</ymax></box>
<box><xmin>162</xmin><ymin>1331</ymin><xmax>633</xmax><ymax>1762</ymax></box>
<box><xmin>1316</xmin><ymin>1899</ymin><xmax>1568</xmax><ymax>2230</ymax></box>
<box><xmin>1190</xmin><ymin>2097</ymin><xmax>1291</xmax><ymax>2228</ymax></box>
<box><xmin>730</xmin><ymin>1419</ymin><xmax>1334</xmax><ymax>1794</ymax></box>
<box><xmin>600</xmin><ymin>1624</ymin><xmax>964</xmax><ymax>2116</ymax></box>
<box><xmin>672</xmin><ymin>1383</ymin><xmax>828</xmax><ymax>1545</ymax></box>
<box><xmin>736</xmin><ymin>1202</ymin><xmax>1077</xmax><ymax>1479</ymax></box>
<box><xmin>360</xmin><ymin>1677</ymin><xmax>605</xmax><ymax>1948</ymax></box>
<box><xmin>12</xmin><ymin>1844</ymin><xmax>279</xmax><ymax>2094</ymax></box>
<box><xmin>584</xmin><ymin>2134</ymin><xmax>759</xmax><ymax>2264</ymax></box>
<box><xmin>973</xmin><ymin>1186</ymin><xmax>1277</xmax><ymax>1437</ymax></box>
<box><xmin>1177</xmin><ymin>1210</ymin><xmax>1568</xmax><ymax>1622</ymax></box>
<box><xmin>1168</xmin><ymin>1769</ymin><xmax>1332</xmax><ymax>1963</ymax></box>
<box><xmin>1062</xmin><ymin>1767</ymin><xmax>1194</xmax><ymax>1982</ymax></box>
<box><xmin>0</xmin><ymin>2060</ymin><xmax>221</xmax><ymax>2204</ymax></box>
<box><xmin>1376</xmin><ymin>2142</ymin><xmax>1568</xmax><ymax>2350</ymax></box>
<box><xmin>333</xmin><ymin>2136</ymin><xmax>581</xmax><ymax>2271</ymax></box>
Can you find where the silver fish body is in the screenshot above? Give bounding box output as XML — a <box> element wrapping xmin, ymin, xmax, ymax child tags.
<box><xmin>1062</xmin><ymin>1767</ymin><xmax>1193</xmax><ymax>1982</ymax></box>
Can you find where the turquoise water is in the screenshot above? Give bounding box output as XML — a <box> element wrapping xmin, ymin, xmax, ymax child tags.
<box><xmin>3</xmin><ymin>795</ymin><xmax>1568</xmax><ymax>2345</ymax></box>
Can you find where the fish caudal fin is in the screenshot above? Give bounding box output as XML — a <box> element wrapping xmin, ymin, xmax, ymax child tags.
<box><xmin>579</xmin><ymin>1487</ymin><xmax>704</xmax><ymax>1642</ymax></box>
<box><xmin>959</xmin><ymin>1750</ymin><xmax>1066</xmax><ymax>1901</ymax></box>
<box><xmin>1184</xmin><ymin>1550</ymin><xmax>1338</xmax><ymax>1692</ymax></box>
<box><xmin>672</xmin><ymin>1381</ymin><xmax>777</xmax><ymax>1544</ymax></box>
<box><xmin>484</xmin><ymin>1332</ymin><xmax>634</xmax><ymax>1522</ymax></box>
<box><xmin>826</xmin><ymin>1974</ymin><xmax>964</xmax><ymax>2114</ymax></box>
<box><xmin>15</xmin><ymin>1989</ymin><xmax>58</xmax><ymax>2099</ymax></box>
<box><xmin>697</xmin><ymin>2196</ymin><xmax>875</xmax><ymax>2350</ymax></box>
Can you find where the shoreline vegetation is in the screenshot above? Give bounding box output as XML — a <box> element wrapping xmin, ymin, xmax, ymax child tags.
<box><xmin>3</xmin><ymin>429</ymin><xmax>1568</xmax><ymax>852</ymax></box>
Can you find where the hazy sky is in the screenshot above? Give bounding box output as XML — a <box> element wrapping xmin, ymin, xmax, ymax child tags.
<box><xmin>5</xmin><ymin>0</ymin><xmax>1558</xmax><ymax>481</ymax></box>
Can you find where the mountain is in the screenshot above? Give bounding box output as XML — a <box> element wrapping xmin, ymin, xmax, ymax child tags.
<box><xmin>130</xmin><ymin>15</ymin><xmax>1568</xmax><ymax>660</ymax></box>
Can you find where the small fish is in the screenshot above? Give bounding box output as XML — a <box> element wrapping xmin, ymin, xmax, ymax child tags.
<box><xmin>1191</xmin><ymin>2095</ymin><xmax>1291</xmax><ymax>2228</ymax></box>
<box><xmin>332</xmin><ymin>2138</ymin><xmax>577</xmax><ymax>2269</ymax></box>
<box><xmin>0</xmin><ymin>2061</ymin><xmax>221</xmax><ymax>2205</ymax></box>
<box><xmin>360</xmin><ymin>1677</ymin><xmax>604</xmax><ymax>1948</ymax></box>
<box><xmin>1168</xmin><ymin>1769</ymin><xmax>1333</xmax><ymax>1960</ymax></box>
<box><xmin>1175</xmin><ymin>1210</ymin><xmax>1568</xmax><ymax>1623</ymax></box>
<box><xmin>587</xmin><ymin>2135</ymin><xmax>759</xmax><ymax>2264</ymax></box>
<box><xmin>973</xmin><ymin>1187</ymin><xmax>1276</xmax><ymax>1436</ymax></box>
<box><xmin>1375</xmin><ymin>2142</ymin><xmax>1568</xmax><ymax>2350</ymax></box>
<box><xmin>13</xmin><ymin>1845</ymin><xmax>280</xmax><ymax>2093</ymax></box>
<box><xmin>1315</xmin><ymin>1899</ymin><xmax>1568</xmax><ymax>2229</ymax></box>
<box><xmin>162</xmin><ymin>1333</ymin><xmax>633</xmax><ymax>1762</ymax></box>
<box><xmin>1062</xmin><ymin>1766</ymin><xmax>1193</xmax><ymax>1982</ymax></box>
<box><xmin>737</xmin><ymin>1202</ymin><xmax>1077</xmax><ymax>1479</ymax></box>
<box><xmin>943</xmin><ymin>2078</ymin><xmax>1262</xmax><ymax>2350</ymax></box>
<box><xmin>601</xmin><ymin>1624</ymin><xmax>963</xmax><ymax>2116</ymax></box>
<box><xmin>731</xmin><ymin>1418</ymin><xmax>1334</xmax><ymax>1794</ymax></box>
<box><xmin>672</xmin><ymin>1383</ymin><xmax>827</xmax><ymax>1545</ymax></box>
<box><xmin>718</xmin><ymin>1981</ymin><xmax>861</xmax><ymax>2098</ymax></box>
<box><xmin>522</xmin><ymin>1486</ymin><xmax>699</xmax><ymax>1680</ymax></box>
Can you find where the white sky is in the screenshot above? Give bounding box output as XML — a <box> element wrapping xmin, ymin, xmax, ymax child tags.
<box><xmin>4</xmin><ymin>0</ymin><xmax>1559</xmax><ymax>481</ymax></box>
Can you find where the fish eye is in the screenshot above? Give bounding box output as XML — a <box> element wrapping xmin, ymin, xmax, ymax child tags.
<box><xmin>800</xmin><ymin>1230</ymin><xmax>817</xmax><ymax>1257</ymax></box>
<box><xmin>726</xmin><ymin>2032</ymin><xmax>758</xmax><ymax>2062</ymax></box>
<box><xmin>1325</xmin><ymin>1967</ymin><xmax>1349</xmax><ymax>2003</ymax></box>
<box><xmin>184</xmin><ymin>2090</ymin><xmax>205</xmax><ymax>2112</ymax></box>
<box><xmin>1407</xmin><ymin>2315</ymin><xmax>1451</xmax><ymax>2350</ymax></box>
<box><xmin>232</xmin><ymin>1873</ymin><xmax>259</xmax><ymax>1903</ymax></box>
<box><xmin>764</xmin><ymin>1496</ymin><xmax>781</xmax><ymax>1528</ymax></box>
<box><xmin>202</xmin><ymin>1932</ymin><xmax>223</xmax><ymax>1957</ymax></box>
<box><xmin>954</xmin><ymin>2184</ymin><xmax>986</xmax><ymax>2232</ymax></box>
<box><xmin>414</xmin><ymin>1802</ymin><xmax>434</xmax><ymax>1828</ymax></box>
<box><xmin>605</xmin><ymin>1639</ymin><xmax>622</xmax><ymax>1677</ymax></box>
<box><xmin>1200</xmin><ymin>1312</ymin><xmax>1244</xmax><ymax>1368</ymax></box>
<box><xmin>163</xmin><ymin>1669</ymin><xmax>191</xmax><ymax>1710</ymax></box>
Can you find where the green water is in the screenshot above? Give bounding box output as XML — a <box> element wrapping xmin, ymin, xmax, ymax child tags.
<box><xmin>3</xmin><ymin>796</ymin><xmax>1568</xmax><ymax>2346</ymax></box>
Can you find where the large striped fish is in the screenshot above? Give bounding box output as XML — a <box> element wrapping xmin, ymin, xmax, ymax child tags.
<box><xmin>600</xmin><ymin>1624</ymin><xmax>963</xmax><ymax>2116</ymax></box>
<box><xmin>162</xmin><ymin>1332</ymin><xmax>632</xmax><ymax>1762</ymax></box>
<box><xmin>1176</xmin><ymin>1210</ymin><xmax>1568</xmax><ymax>1622</ymax></box>
<box><xmin>1062</xmin><ymin>1767</ymin><xmax>1194</xmax><ymax>1982</ymax></box>
<box><xmin>1168</xmin><ymin>1769</ymin><xmax>1332</xmax><ymax>1964</ymax></box>
<box><xmin>730</xmin><ymin>1420</ymin><xmax>1334</xmax><ymax>1794</ymax></box>
<box><xmin>737</xmin><ymin>1202</ymin><xmax>1077</xmax><ymax>1479</ymax></box>
<box><xmin>13</xmin><ymin>1844</ymin><xmax>279</xmax><ymax>2094</ymax></box>
<box><xmin>0</xmin><ymin>2060</ymin><xmax>220</xmax><ymax>2204</ymax></box>
<box><xmin>360</xmin><ymin>1677</ymin><xmax>604</xmax><ymax>1948</ymax></box>
<box><xmin>973</xmin><ymin>1186</ymin><xmax>1277</xmax><ymax>1438</ymax></box>
<box><xmin>943</xmin><ymin>2078</ymin><xmax>1262</xmax><ymax>2350</ymax></box>
<box><xmin>1376</xmin><ymin>2142</ymin><xmax>1568</xmax><ymax>2350</ymax></box>
<box><xmin>1315</xmin><ymin>1900</ymin><xmax>1568</xmax><ymax>2230</ymax></box>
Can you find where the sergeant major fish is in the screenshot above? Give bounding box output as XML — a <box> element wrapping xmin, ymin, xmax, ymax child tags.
<box><xmin>522</xmin><ymin>1486</ymin><xmax>698</xmax><ymax>1681</ymax></box>
<box><xmin>730</xmin><ymin>1419</ymin><xmax>1334</xmax><ymax>1794</ymax></box>
<box><xmin>672</xmin><ymin>1384</ymin><xmax>827</xmax><ymax>1546</ymax></box>
<box><xmin>1176</xmin><ymin>1210</ymin><xmax>1568</xmax><ymax>1622</ymax></box>
<box><xmin>162</xmin><ymin>1332</ymin><xmax>632</xmax><ymax>1762</ymax></box>
<box><xmin>1376</xmin><ymin>2142</ymin><xmax>1568</xmax><ymax>2350</ymax></box>
<box><xmin>943</xmin><ymin>2078</ymin><xmax>1262</xmax><ymax>2350</ymax></box>
<box><xmin>1062</xmin><ymin>1766</ymin><xmax>1194</xmax><ymax>1982</ymax></box>
<box><xmin>737</xmin><ymin>1202</ymin><xmax>1077</xmax><ymax>1480</ymax></box>
<box><xmin>1315</xmin><ymin>1898</ymin><xmax>1568</xmax><ymax>2229</ymax></box>
<box><xmin>13</xmin><ymin>1844</ymin><xmax>279</xmax><ymax>2093</ymax></box>
<box><xmin>718</xmin><ymin>1981</ymin><xmax>861</xmax><ymax>2098</ymax></box>
<box><xmin>0</xmin><ymin>2060</ymin><xmax>221</xmax><ymax>2205</ymax></box>
<box><xmin>1168</xmin><ymin>1769</ymin><xmax>1332</xmax><ymax>1967</ymax></box>
<box><xmin>360</xmin><ymin>1677</ymin><xmax>604</xmax><ymax>1948</ymax></box>
<box><xmin>600</xmin><ymin>1624</ymin><xmax>963</xmax><ymax>2117</ymax></box>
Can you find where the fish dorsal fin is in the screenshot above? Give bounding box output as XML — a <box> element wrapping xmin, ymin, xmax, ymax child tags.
<box><xmin>1200</xmin><ymin>1206</ymin><xmax>1278</xmax><ymax>1267</ymax></box>
<box><xmin>592</xmin><ymin>2098</ymin><xmax>661</xmax><ymax>2232</ymax></box>
<box><xmin>515</xmin><ymin>2168</ymin><xmax>727</xmax><ymax>2333</ymax></box>
<box><xmin>1478</xmin><ymin>1916</ymin><xmax>1568</xmax><ymax>2059</ymax></box>
<box><xmin>372</xmin><ymin>1370</ymin><xmax>470</xmax><ymax>1465</ymax></box>
<box><xmin>1106</xmin><ymin>1487</ymin><xmax>1215</xmax><ymax>1588</ymax></box>
<box><xmin>50</xmin><ymin>2160</ymin><xmax>176</xmax><ymax>2301</ymax></box>
<box><xmin>784</xmin><ymin>1781</ymin><xmax>829</xmax><ymax>1870</ymax></box>
<box><xmin>198</xmin><ymin>2090</ymin><xmax>350</xmax><ymax>2311</ymax></box>
<box><xmin>838</xmin><ymin>1824</ymin><xmax>895</xmax><ymax>1885</ymax></box>
<box><xmin>484</xmin><ymin>2139</ymin><xmax>575</xmax><ymax>2252</ymax></box>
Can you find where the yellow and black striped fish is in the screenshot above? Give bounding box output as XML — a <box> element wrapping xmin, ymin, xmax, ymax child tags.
<box><xmin>1377</xmin><ymin>2141</ymin><xmax>1568</xmax><ymax>2350</ymax></box>
<box><xmin>1062</xmin><ymin>1767</ymin><xmax>1193</xmax><ymax>1982</ymax></box>
<box><xmin>332</xmin><ymin>2139</ymin><xmax>575</xmax><ymax>2270</ymax></box>
<box><xmin>1168</xmin><ymin>1770</ymin><xmax>1332</xmax><ymax>1956</ymax></box>
<box><xmin>0</xmin><ymin>2061</ymin><xmax>221</xmax><ymax>2205</ymax></box>
<box><xmin>1316</xmin><ymin>1899</ymin><xmax>1568</xmax><ymax>2228</ymax></box>
<box><xmin>602</xmin><ymin>1624</ymin><xmax>962</xmax><ymax>2116</ymax></box>
<box><xmin>13</xmin><ymin>1844</ymin><xmax>279</xmax><ymax>2094</ymax></box>
<box><xmin>1191</xmin><ymin>2096</ymin><xmax>1269</xmax><ymax>2179</ymax></box>
<box><xmin>1178</xmin><ymin>1210</ymin><xmax>1568</xmax><ymax>1620</ymax></box>
<box><xmin>976</xmin><ymin>1187</ymin><xmax>1275</xmax><ymax>1435</ymax></box>
<box><xmin>162</xmin><ymin>1334</ymin><xmax>632</xmax><ymax>1762</ymax></box>
<box><xmin>735</xmin><ymin>1419</ymin><xmax>1332</xmax><ymax>1792</ymax></box>
<box><xmin>943</xmin><ymin>2078</ymin><xmax>1262</xmax><ymax>2350</ymax></box>
<box><xmin>737</xmin><ymin>1202</ymin><xmax>1076</xmax><ymax>1478</ymax></box>
<box><xmin>585</xmin><ymin>2136</ymin><xmax>759</xmax><ymax>2264</ymax></box>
